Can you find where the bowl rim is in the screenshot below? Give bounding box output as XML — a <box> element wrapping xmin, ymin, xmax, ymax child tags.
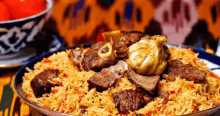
<box><xmin>14</xmin><ymin>44</ymin><xmax>220</xmax><ymax>116</ymax></box>
<box><xmin>0</xmin><ymin>0</ymin><xmax>53</xmax><ymax>24</ymax></box>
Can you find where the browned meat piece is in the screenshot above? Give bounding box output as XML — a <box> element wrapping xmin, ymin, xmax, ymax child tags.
<box><xmin>82</xmin><ymin>41</ymin><xmax>117</xmax><ymax>71</ymax></box>
<box><xmin>167</xmin><ymin>59</ymin><xmax>206</xmax><ymax>83</ymax></box>
<box><xmin>87</xmin><ymin>68</ymin><xmax>116</xmax><ymax>92</ymax></box>
<box><xmin>112</xmin><ymin>89</ymin><xmax>146</xmax><ymax>113</ymax></box>
<box><xmin>157</xmin><ymin>90</ymin><xmax>169</xmax><ymax>102</ymax></box>
<box><xmin>87</xmin><ymin>60</ymin><xmax>129</xmax><ymax>91</ymax></box>
<box><xmin>112</xmin><ymin>89</ymin><xmax>146</xmax><ymax>114</ymax></box>
<box><xmin>143</xmin><ymin>94</ymin><xmax>154</xmax><ymax>104</ymax></box>
<box><xmin>68</xmin><ymin>47</ymin><xmax>83</xmax><ymax>69</ymax></box>
<box><xmin>114</xmin><ymin>41</ymin><xmax>129</xmax><ymax>60</ymax></box>
<box><xmin>30</xmin><ymin>70</ymin><xmax>60</xmax><ymax>97</ymax></box>
<box><xmin>121</xmin><ymin>31</ymin><xmax>143</xmax><ymax>46</ymax></box>
<box><xmin>126</xmin><ymin>70</ymin><xmax>160</xmax><ymax>94</ymax></box>
<box><xmin>114</xmin><ymin>31</ymin><xmax>143</xmax><ymax>60</ymax></box>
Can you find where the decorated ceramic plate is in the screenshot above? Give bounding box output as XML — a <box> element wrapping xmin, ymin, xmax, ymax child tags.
<box><xmin>0</xmin><ymin>28</ymin><xmax>65</xmax><ymax>68</ymax></box>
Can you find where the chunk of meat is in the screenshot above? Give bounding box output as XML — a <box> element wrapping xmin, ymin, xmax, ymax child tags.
<box><xmin>143</xmin><ymin>93</ymin><xmax>154</xmax><ymax>104</ymax></box>
<box><xmin>82</xmin><ymin>41</ymin><xmax>117</xmax><ymax>71</ymax></box>
<box><xmin>114</xmin><ymin>41</ymin><xmax>129</xmax><ymax>60</ymax></box>
<box><xmin>87</xmin><ymin>60</ymin><xmax>129</xmax><ymax>91</ymax></box>
<box><xmin>112</xmin><ymin>89</ymin><xmax>146</xmax><ymax>113</ymax></box>
<box><xmin>30</xmin><ymin>70</ymin><xmax>60</xmax><ymax>97</ymax></box>
<box><xmin>87</xmin><ymin>68</ymin><xmax>116</xmax><ymax>92</ymax></box>
<box><xmin>126</xmin><ymin>70</ymin><xmax>160</xmax><ymax>94</ymax></box>
<box><xmin>157</xmin><ymin>90</ymin><xmax>169</xmax><ymax>102</ymax></box>
<box><xmin>114</xmin><ymin>31</ymin><xmax>143</xmax><ymax>60</ymax></box>
<box><xmin>167</xmin><ymin>59</ymin><xmax>206</xmax><ymax>83</ymax></box>
<box><xmin>121</xmin><ymin>31</ymin><xmax>143</xmax><ymax>46</ymax></box>
<box><xmin>68</xmin><ymin>47</ymin><xmax>84</xmax><ymax>69</ymax></box>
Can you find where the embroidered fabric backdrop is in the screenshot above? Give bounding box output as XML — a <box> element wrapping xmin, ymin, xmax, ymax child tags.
<box><xmin>45</xmin><ymin>0</ymin><xmax>220</xmax><ymax>52</ymax></box>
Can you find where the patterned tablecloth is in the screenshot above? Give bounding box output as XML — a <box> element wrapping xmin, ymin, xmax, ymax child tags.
<box><xmin>0</xmin><ymin>68</ymin><xmax>45</xmax><ymax>116</ymax></box>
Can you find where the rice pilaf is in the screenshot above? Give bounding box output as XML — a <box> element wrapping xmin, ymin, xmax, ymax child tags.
<box><xmin>22</xmin><ymin>46</ymin><xmax>220</xmax><ymax>116</ymax></box>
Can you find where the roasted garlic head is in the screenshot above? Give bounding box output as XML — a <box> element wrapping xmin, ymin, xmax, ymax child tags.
<box><xmin>126</xmin><ymin>35</ymin><xmax>168</xmax><ymax>75</ymax></box>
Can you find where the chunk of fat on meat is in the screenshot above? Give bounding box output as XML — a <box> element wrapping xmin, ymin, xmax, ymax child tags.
<box><xmin>108</xmin><ymin>60</ymin><xmax>129</xmax><ymax>78</ymax></box>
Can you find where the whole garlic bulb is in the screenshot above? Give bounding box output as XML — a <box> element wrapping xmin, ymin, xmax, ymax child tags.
<box><xmin>126</xmin><ymin>35</ymin><xmax>168</xmax><ymax>75</ymax></box>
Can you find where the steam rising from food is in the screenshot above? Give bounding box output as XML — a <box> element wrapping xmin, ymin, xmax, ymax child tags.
<box><xmin>126</xmin><ymin>35</ymin><xmax>168</xmax><ymax>75</ymax></box>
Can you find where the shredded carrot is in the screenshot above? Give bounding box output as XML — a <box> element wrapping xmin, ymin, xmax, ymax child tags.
<box><xmin>178</xmin><ymin>88</ymin><xmax>182</xmax><ymax>92</ymax></box>
<box><xmin>169</xmin><ymin>47</ymin><xmax>175</xmax><ymax>51</ymax></box>
<box><xmin>170</xmin><ymin>90</ymin><xmax>175</xmax><ymax>94</ymax></box>
<box><xmin>43</xmin><ymin>105</ymin><xmax>50</xmax><ymax>109</ymax></box>
<box><xmin>210</xmin><ymin>72</ymin><xmax>219</xmax><ymax>78</ymax></box>
<box><xmin>161</xmin><ymin>105</ymin><xmax>166</xmax><ymax>114</ymax></box>
<box><xmin>52</xmin><ymin>89</ymin><xmax>58</xmax><ymax>93</ymax></box>
<box><xmin>190</xmin><ymin>84</ymin><xmax>195</xmax><ymax>89</ymax></box>
<box><xmin>193</xmin><ymin>58</ymin><xmax>197</xmax><ymax>64</ymax></box>
<box><xmin>117</xmin><ymin>78</ymin><xmax>122</xmax><ymax>82</ymax></box>
<box><xmin>148</xmin><ymin>110</ymin><xmax>152</xmax><ymax>115</ymax></box>
<box><xmin>73</xmin><ymin>90</ymin><xmax>82</xmax><ymax>94</ymax></box>
<box><xmin>64</xmin><ymin>94</ymin><xmax>68</xmax><ymax>100</ymax></box>
<box><xmin>26</xmin><ymin>94</ymin><xmax>32</xmax><ymax>98</ymax></box>
<box><xmin>191</xmin><ymin>105</ymin><xmax>195</xmax><ymax>112</ymax></box>
<box><xmin>44</xmin><ymin>59</ymin><xmax>51</xmax><ymax>63</ymax></box>
<box><xmin>213</xmin><ymin>99</ymin><xmax>219</xmax><ymax>105</ymax></box>
<box><xmin>53</xmin><ymin>80</ymin><xmax>59</xmax><ymax>83</ymax></box>
<box><xmin>188</xmin><ymin>49</ymin><xmax>195</xmax><ymax>55</ymax></box>
<box><xmin>63</xmin><ymin>73</ymin><xmax>68</xmax><ymax>77</ymax></box>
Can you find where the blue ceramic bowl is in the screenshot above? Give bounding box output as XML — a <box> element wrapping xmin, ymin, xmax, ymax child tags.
<box><xmin>0</xmin><ymin>0</ymin><xmax>53</xmax><ymax>55</ymax></box>
<box><xmin>14</xmin><ymin>44</ymin><xmax>220</xmax><ymax>116</ymax></box>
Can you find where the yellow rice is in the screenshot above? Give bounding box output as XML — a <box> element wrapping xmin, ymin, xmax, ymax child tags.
<box><xmin>22</xmin><ymin>46</ymin><xmax>220</xmax><ymax>116</ymax></box>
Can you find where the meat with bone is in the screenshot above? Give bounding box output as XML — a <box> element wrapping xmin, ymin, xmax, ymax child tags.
<box><xmin>167</xmin><ymin>59</ymin><xmax>206</xmax><ymax>83</ymax></box>
<box><xmin>114</xmin><ymin>31</ymin><xmax>143</xmax><ymax>60</ymax></box>
<box><xmin>112</xmin><ymin>88</ymin><xmax>152</xmax><ymax>114</ymax></box>
<box><xmin>126</xmin><ymin>70</ymin><xmax>160</xmax><ymax>94</ymax></box>
<box><xmin>87</xmin><ymin>60</ymin><xmax>129</xmax><ymax>91</ymax></box>
<box><xmin>81</xmin><ymin>41</ymin><xmax>117</xmax><ymax>71</ymax></box>
<box><xmin>30</xmin><ymin>69</ymin><xmax>60</xmax><ymax>97</ymax></box>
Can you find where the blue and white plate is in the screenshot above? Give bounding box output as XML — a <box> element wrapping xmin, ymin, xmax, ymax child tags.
<box><xmin>0</xmin><ymin>29</ymin><xmax>65</xmax><ymax>68</ymax></box>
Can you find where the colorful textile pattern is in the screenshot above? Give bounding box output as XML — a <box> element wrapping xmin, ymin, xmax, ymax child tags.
<box><xmin>0</xmin><ymin>69</ymin><xmax>45</xmax><ymax>116</ymax></box>
<box><xmin>46</xmin><ymin>0</ymin><xmax>220</xmax><ymax>53</ymax></box>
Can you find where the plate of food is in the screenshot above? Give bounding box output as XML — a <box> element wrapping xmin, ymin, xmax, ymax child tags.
<box><xmin>14</xmin><ymin>31</ymin><xmax>220</xmax><ymax>116</ymax></box>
